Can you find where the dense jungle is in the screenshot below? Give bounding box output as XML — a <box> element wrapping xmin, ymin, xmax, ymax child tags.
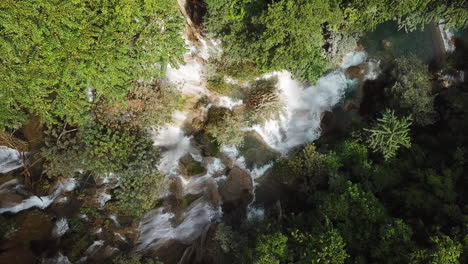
<box><xmin>0</xmin><ymin>0</ymin><xmax>468</xmax><ymax>263</ymax></box>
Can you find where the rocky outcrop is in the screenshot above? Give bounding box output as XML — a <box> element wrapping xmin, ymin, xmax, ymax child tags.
<box><xmin>179</xmin><ymin>154</ymin><xmax>206</xmax><ymax>177</ymax></box>
<box><xmin>218</xmin><ymin>167</ymin><xmax>253</xmax><ymax>212</ymax></box>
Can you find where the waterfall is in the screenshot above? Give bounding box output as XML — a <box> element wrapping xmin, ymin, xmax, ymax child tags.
<box><xmin>0</xmin><ymin>146</ymin><xmax>24</xmax><ymax>174</ymax></box>
<box><xmin>253</xmin><ymin>51</ymin><xmax>370</xmax><ymax>153</ymax></box>
<box><xmin>137</xmin><ymin>14</ymin><xmax>380</xmax><ymax>259</ymax></box>
<box><xmin>137</xmin><ymin>200</ymin><xmax>221</xmax><ymax>252</ymax></box>
<box><xmin>0</xmin><ymin>178</ymin><xmax>77</xmax><ymax>214</ymax></box>
<box><xmin>438</xmin><ymin>20</ymin><xmax>456</xmax><ymax>53</ymax></box>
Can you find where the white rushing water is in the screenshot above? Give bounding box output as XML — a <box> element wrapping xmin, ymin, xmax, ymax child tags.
<box><xmin>438</xmin><ymin>19</ymin><xmax>456</xmax><ymax>53</ymax></box>
<box><xmin>0</xmin><ymin>178</ymin><xmax>77</xmax><ymax>214</ymax></box>
<box><xmin>253</xmin><ymin>51</ymin><xmax>371</xmax><ymax>153</ymax></box>
<box><xmin>138</xmin><ymin>200</ymin><xmax>221</xmax><ymax>252</ymax></box>
<box><xmin>52</xmin><ymin>218</ymin><xmax>69</xmax><ymax>238</ymax></box>
<box><xmin>0</xmin><ymin>146</ymin><xmax>24</xmax><ymax>174</ymax></box>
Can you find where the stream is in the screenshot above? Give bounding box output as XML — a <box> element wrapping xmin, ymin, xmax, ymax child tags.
<box><xmin>0</xmin><ymin>5</ymin><xmax>461</xmax><ymax>264</ymax></box>
<box><xmin>135</xmin><ymin>20</ymin><xmax>380</xmax><ymax>260</ymax></box>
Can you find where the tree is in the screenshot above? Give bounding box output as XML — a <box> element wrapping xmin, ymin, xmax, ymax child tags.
<box><xmin>204</xmin><ymin>0</ymin><xmax>343</xmax><ymax>82</ymax></box>
<box><xmin>342</xmin><ymin>0</ymin><xmax>468</xmax><ymax>33</ymax></box>
<box><xmin>387</xmin><ymin>56</ymin><xmax>437</xmax><ymax>126</ymax></box>
<box><xmin>251</xmin><ymin>232</ymin><xmax>288</xmax><ymax>264</ymax></box>
<box><xmin>0</xmin><ymin>0</ymin><xmax>185</xmax><ymax>129</ymax></box>
<box><xmin>205</xmin><ymin>107</ymin><xmax>247</xmax><ymax>147</ymax></box>
<box><xmin>411</xmin><ymin>235</ymin><xmax>463</xmax><ymax>264</ymax></box>
<box><xmin>365</xmin><ymin>110</ymin><xmax>412</xmax><ymax>160</ymax></box>
<box><xmin>289</xmin><ymin>228</ymin><xmax>349</xmax><ymax>264</ymax></box>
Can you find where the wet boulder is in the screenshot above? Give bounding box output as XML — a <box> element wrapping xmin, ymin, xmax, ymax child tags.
<box><xmin>179</xmin><ymin>154</ymin><xmax>206</xmax><ymax>177</ymax></box>
<box><xmin>345</xmin><ymin>65</ymin><xmax>363</xmax><ymax>80</ymax></box>
<box><xmin>320</xmin><ymin>111</ymin><xmax>335</xmax><ymax>134</ymax></box>
<box><xmin>218</xmin><ymin>167</ymin><xmax>253</xmax><ymax>212</ymax></box>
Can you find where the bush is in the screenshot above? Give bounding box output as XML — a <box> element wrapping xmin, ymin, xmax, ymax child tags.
<box><xmin>387</xmin><ymin>56</ymin><xmax>437</xmax><ymax>126</ymax></box>
<box><xmin>111</xmin><ymin>167</ymin><xmax>166</xmax><ymax>219</ymax></box>
<box><xmin>365</xmin><ymin>110</ymin><xmax>412</xmax><ymax>160</ymax></box>
<box><xmin>94</xmin><ymin>79</ymin><xmax>181</xmax><ymax>128</ymax></box>
<box><xmin>207</xmin><ymin>76</ymin><xmax>240</xmax><ymax>96</ymax></box>
<box><xmin>205</xmin><ymin>107</ymin><xmax>247</xmax><ymax>147</ymax></box>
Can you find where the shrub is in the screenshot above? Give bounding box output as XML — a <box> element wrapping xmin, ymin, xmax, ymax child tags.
<box><xmin>365</xmin><ymin>110</ymin><xmax>412</xmax><ymax>160</ymax></box>
<box><xmin>205</xmin><ymin>107</ymin><xmax>247</xmax><ymax>147</ymax></box>
<box><xmin>387</xmin><ymin>56</ymin><xmax>437</xmax><ymax>126</ymax></box>
<box><xmin>94</xmin><ymin>79</ymin><xmax>181</xmax><ymax>128</ymax></box>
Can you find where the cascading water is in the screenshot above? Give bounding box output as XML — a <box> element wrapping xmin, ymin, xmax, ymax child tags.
<box><xmin>137</xmin><ymin>9</ymin><xmax>380</xmax><ymax>260</ymax></box>
<box><xmin>0</xmin><ymin>178</ymin><xmax>77</xmax><ymax>214</ymax></box>
<box><xmin>253</xmin><ymin>51</ymin><xmax>375</xmax><ymax>153</ymax></box>
<box><xmin>0</xmin><ymin>146</ymin><xmax>24</xmax><ymax>174</ymax></box>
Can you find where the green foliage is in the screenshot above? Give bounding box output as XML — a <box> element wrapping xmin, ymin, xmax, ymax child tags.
<box><xmin>271</xmin><ymin>144</ymin><xmax>336</xmax><ymax>189</ymax></box>
<box><xmin>334</xmin><ymin>140</ymin><xmax>371</xmax><ymax>173</ymax></box>
<box><xmin>204</xmin><ymin>0</ymin><xmax>466</xmax><ymax>84</ymax></box>
<box><xmin>207</xmin><ymin>76</ymin><xmax>240</xmax><ymax>96</ymax></box>
<box><xmin>111</xmin><ymin>167</ymin><xmax>166</xmax><ymax>219</ymax></box>
<box><xmin>289</xmin><ymin>228</ymin><xmax>349</xmax><ymax>264</ymax></box>
<box><xmin>108</xmin><ymin>132</ymin><xmax>165</xmax><ymax>218</ymax></box>
<box><xmin>205</xmin><ymin>107</ymin><xmax>247</xmax><ymax>146</ymax></box>
<box><xmin>113</xmin><ymin>253</ymin><xmax>162</xmax><ymax>264</ymax></box>
<box><xmin>204</xmin><ymin>0</ymin><xmax>342</xmax><ymax>82</ymax></box>
<box><xmin>81</xmin><ymin>123</ymin><xmax>139</xmax><ymax>173</ymax></box>
<box><xmin>342</xmin><ymin>0</ymin><xmax>468</xmax><ymax>33</ymax></box>
<box><xmin>42</xmin><ymin>125</ymin><xmax>84</xmax><ymax>179</ymax></box>
<box><xmin>388</xmin><ymin>56</ymin><xmax>437</xmax><ymax>126</ymax></box>
<box><xmin>95</xmin><ymin>80</ymin><xmax>182</xmax><ymax>128</ymax></box>
<box><xmin>411</xmin><ymin>235</ymin><xmax>463</xmax><ymax>264</ymax></box>
<box><xmin>214</xmin><ymin>223</ymin><xmax>240</xmax><ymax>254</ymax></box>
<box><xmin>365</xmin><ymin>110</ymin><xmax>412</xmax><ymax>160</ymax></box>
<box><xmin>65</xmin><ymin>217</ymin><xmax>96</xmax><ymax>262</ymax></box>
<box><xmin>251</xmin><ymin>231</ymin><xmax>288</xmax><ymax>264</ymax></box>
<box><xmin>0</xmin><ymin>0</ymin><xmax>184</xmax><ymax>129</ymax></box>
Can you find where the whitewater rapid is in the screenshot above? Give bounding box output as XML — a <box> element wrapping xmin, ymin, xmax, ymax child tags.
<box><xmin>253</xmin><ymin>51</ymin><xmax>375</xmax><ymax>153</ymax></box>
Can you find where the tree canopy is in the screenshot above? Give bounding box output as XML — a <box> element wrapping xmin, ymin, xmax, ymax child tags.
<box><xmin>0</xmin><ymin>0</ymin><xmax>185</xmax><ymax>129</ymax></box>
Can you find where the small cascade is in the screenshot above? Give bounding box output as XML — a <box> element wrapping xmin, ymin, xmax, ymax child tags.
<box><xmin>220</xmin><ymin>145</ymin><xmax>273</xmax><ymax>219</ymax></box>
<box><xmin>0</xmin><ymin>178</ymin><xmax>77</xmax><ymax>214</ymax></box>
<box><xmin>137</xmin><ymin>200</ymin><xmax>221</xmax><ymax>252</ymax></box>
<box><xmin>152</xmin><ymin>124</ymin><xmax>193</xmax><ymax>175</ymax></box>
<box><xmin>0</xmin><ymin>146</ymin><xmax>25</xmax><ymax>174</ymax></box>
<box><xmin>438</xmin><ymin>19</ymin><xmax>456</xmax><ymax>53</ymax></box>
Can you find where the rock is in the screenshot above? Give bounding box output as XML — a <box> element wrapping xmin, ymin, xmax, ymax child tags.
<box><xmin>0</xmin><ymin>192</ymin><xmax>24</xmax><ymax>208</ymax></box>
<box><xmin>20</xmin><ymin>115</ymin><xmax>45</xmax><ymax>150</ymax></box>
<box><xmin>205</xmin><ymin>180</ymin><xmax>222</xmax><ymax>208</ymax></box>
<box><xmin>179</xmin><ymin>154</ymin><xmax>206</xmax><ymax>177</ymax></box>
<box><xmin>218</xmin><ymin>167</ymin><xmax>253</xmax><ymax>212</ymax></box>
<box><xmin>345</xmin><ymin>65</ymin><xmax>363</xmax><ymax>79</ymax></box>
<box><xmin>0</xmin><ymin>244</ymin><xmax>35</xmax><ymax>264</ymax></box>
<box><xmin>14</xmin><ymin>210</ymin><xmax>53</xmax><ymax>242</ymax></box>
<box><xmin>320</xmin><ymin>111</ymin><xmax>335</xmax><ymax>134</ymax></box>
<box><xmin>193</xmin><ymin>132</ymin><xmax>220</xmax><ymax>157</ymax></box>
<box><xmin>240</xmin><ymin>132</ymin><xmax>280</xmax><ymax>169</ymax></box>
<box><xmin>85</xmin><ymin>243</ymin><xmax>118</xmax><ymax>262</ymax></box>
